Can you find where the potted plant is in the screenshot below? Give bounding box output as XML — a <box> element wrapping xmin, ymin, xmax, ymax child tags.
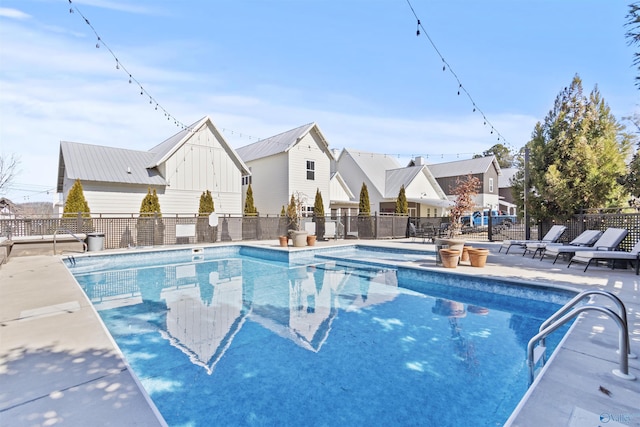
<box><xmin>286</xmin><ymin>192</ymin><xmax>308</xmax><ymax>247</ymax></box>
<box><xmin>436</xmin><ymin>174</ymin><xmax>480</xmax><ymax>263</ymax></box>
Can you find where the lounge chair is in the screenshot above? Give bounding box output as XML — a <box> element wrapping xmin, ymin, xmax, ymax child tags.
<box><xmin>499</xmin><ymin>224</ymin><xmax>566</xmax><ymax>254</ymax></box>
<box><xmin>524</xmin><ymin>229</ymin><xmax>602</xmax><ymax>259</ymax></box>
<box><xmin>542</xmin><ymin>228</ymin><xmax>629</xmax><ymax>264</ymax></box>
<box><xmin>568</xmin><ymin>239</ymin><xmax>640</xmax><ymax>274</ymax></box>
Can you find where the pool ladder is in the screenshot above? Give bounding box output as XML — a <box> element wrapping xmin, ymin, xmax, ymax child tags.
<box><xmin>527</xmin><ymin>290</ymin><xmax>636</xmax><ymax>385</ymax></box>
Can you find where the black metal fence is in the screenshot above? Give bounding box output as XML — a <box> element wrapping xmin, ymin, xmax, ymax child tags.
<box><xmin>1</xmin><ymin>211</ymin><xmax>638</xmax><ymax>251</ymax></box>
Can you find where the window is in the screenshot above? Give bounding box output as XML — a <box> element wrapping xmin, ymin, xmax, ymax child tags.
<box><xmin>306</xmin><ymin>160</ymin><xmax>315</xmax><ymax>180</ymax></box>
<box><xmin>489</xmin><ymin>178</ymin><xmax>494</xmax><ymax>193</ymax></box>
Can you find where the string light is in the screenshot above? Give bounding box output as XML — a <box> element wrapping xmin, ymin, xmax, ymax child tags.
<box><xmin>405</xmin><ymin>0</ymin><xmax>512</xmax><ymax>150</ymax></box>
<box><xmin>68</xmin><ymin>0</ymin><xmax>192</xmax><ymax>131</ymax></box>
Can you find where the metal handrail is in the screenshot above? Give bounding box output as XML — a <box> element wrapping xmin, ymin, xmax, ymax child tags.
<box><xmin>539</xmin><ymin>290</ymin><xmax>632</xmax><ymax>358</ymax></box>
<box><xmin>53</xmin><ymin>228</ymin><xmax>87</xmax><ymax>255</ymax></box>
<box><xmin>527</xmin><ymin>305</ymin><xmax>635</xmax><ymax>384</ymax></box>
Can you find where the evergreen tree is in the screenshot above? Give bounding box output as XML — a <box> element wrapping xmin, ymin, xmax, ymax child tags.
<box><xmin>198</xmin><ymin>190</ymin><xmax>215</xmax><ymax>216</ymax></box>
<box><xmin>473</xmin><ymin>144</ymin><xmax>514</xmax><ymax>168</ymax></box>
<box><xmin>395</xmin><ymin>185</ymin><xmax>408</xmax><ymax>214</ymax></box>
<box><xmin>626</xmin><ymin>2</ymin><xmax>640</xmax><ymax>88</ymax></box>
<box><xmin>63</xmin><ymin>179</ymin><xmax>90</xmax><ymax>218</ymax></box>
<box><xmin>287</xmin><ymin>193</ymin><xmax>299</xmax><ymax>230</ymax></box>
<box><xmin>140</xmin><ymin>188</ymin><xmax>162</xmax><ymax>217</ymax></box>
<box><xmin>514</xmin><ymin>75</ymin><xmax>631</xmax><ymax>220</ymax></box>
<box><xmin>313</xmin><ymin>188</ymin><xmax>325</xmax><ymax>216</ymax></box>
<box><xmin>359</xmin><ymin>182</ymin><xmax>370</xmax><ymax>215</ymax></box>
<box><xmin>244</xmin><ymin>184</ymin><xmax>257</xmax><ymax>216</ymax></box>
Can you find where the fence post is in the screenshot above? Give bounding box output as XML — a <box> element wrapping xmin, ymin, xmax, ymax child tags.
<box><xmin>488</xmin><ymin>213</ymin><xmax>493</xmax><ymax>242</ymax></box>
<box><xmin>77</xmin><ymin>212</ymin><xmax>82</xmax><ymax>233</ymax></box>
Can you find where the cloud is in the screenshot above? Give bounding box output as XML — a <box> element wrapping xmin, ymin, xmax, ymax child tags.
<box><xmin>0</xmin><ymin>8</ymin><xmax>31</xmax><ymax>20</ymax></box>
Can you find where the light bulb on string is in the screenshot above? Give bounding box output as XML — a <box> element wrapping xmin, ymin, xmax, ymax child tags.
<box><xmin>128</xmin><ymin>75</ymin><xmax>132</xmax><ymax>84</ymax></box>
<box><xmin>416</xmin><ymin>19</ymin><xmax>420</xmax><ymax>36</ymax></box>
<box><xmin>69</xmin><ymin>8</ymin><xmax>73</xmax><ymax>13</ymax></box>
<box><xmin>115</xmin><ymin>60</ymin><xmax>119</xmax><ymax>70</ymax></box>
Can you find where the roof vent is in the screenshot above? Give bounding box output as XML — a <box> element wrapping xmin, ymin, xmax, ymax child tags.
<box><xmin>127</xmin><ymin>167</ymin><xmax>132</xmax><ymax>174</ymax></box>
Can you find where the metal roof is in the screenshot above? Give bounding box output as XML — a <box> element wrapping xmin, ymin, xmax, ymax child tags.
<box><xmin>57</xmin><ymin>141</ymin><xmax>166</xmax><ymax>191</ymax></box>
<box><xmin>499</xmin><ymin>167</ymin><xmax>518</xmax><ymax>188</ymax></box>
<box><xmin>342</xmin><ymin>149</ymin><xmax>403</xmax><ymax>196</ymax></box>
<box><xmin>428</xmin><ymin>156</ymin><xmax>501</xmax><ymax>178</ymax></box>
<box><xmin>57</xmin><ymin>116</ymin><xmax>249</xmax><ymax>192</ymax></box>
<box><xmin>384</xmin><ymin>167</ymin><xmax>422</xmax><ymax>198</ymax></box>
<box><xmin>236</xmin><ymin>123</ymin><xmax>319</xmax><ymax>163</ymax></box>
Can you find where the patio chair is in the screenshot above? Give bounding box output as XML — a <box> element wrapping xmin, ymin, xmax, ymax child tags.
<box><xmin>542</xmin><ymin>228</ymin><xmax>629</xmax><ymax>264</ymax></box>
<box><xmin>499</xmin><ymin>224</ymin><xmax>566</xmax><ymax>254</ymax></box>
<box><xmin>525</xmin><ymin>229</ymin><xmax>602</xmax><ymax>259</ymax></box>
<box><xmin>568</xmin><ymin>239</ymin><xmax>640</xmax><ymax>274</ymax></box>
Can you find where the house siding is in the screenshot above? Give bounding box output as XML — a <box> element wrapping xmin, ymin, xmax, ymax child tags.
<box><xmin>287</xmin><ymin>132</ymin><xmax>331</xmax><ymax>213</ymax></box>
<box><xmin>335</xmin><ymin>152</ymin><xmax>378</xmax><ymax>213</ymax></box>
<box><xmin>244</xmin><ymin>153</ymin><xmax>289</xmax><ymax>215</ymax></box>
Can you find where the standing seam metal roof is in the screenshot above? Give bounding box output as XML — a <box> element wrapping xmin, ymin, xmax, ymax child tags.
<box><xmin>58</xmin><ymin>141</ymin><xmax>166</xmax><ymax>187</ymax></box>
<box><xmin>236</xmin><ymin>123</ymin><xmax>315</xmax><ymax>163</ymax></box>
<box><xmin>428</xmin><ymin>156</ymin><xmax>501</xmax><ymax>178</ymax></box>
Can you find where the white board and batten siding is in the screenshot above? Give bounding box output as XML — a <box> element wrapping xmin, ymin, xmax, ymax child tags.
<box><xmin>159</xmin><ymin>129</ymin><xmax>243</xmax><ymax>215</ymax></box>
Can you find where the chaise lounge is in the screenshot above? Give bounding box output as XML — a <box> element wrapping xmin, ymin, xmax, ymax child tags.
<box><xmin>541</xmin><ymin>228</ymin><xmax>629</xmax><ymax>264</ymax></box>
<box><xmin>499</xmin><ymin>224</ymin><xmax>566</xmax><ymax>254</ymax></box>
<box><xmin>524</xmin><ymin>229</ymin><xmax>602</xmax><ymax>259</ymax></box>
<box><xmin>567</xmin><ymin>239</ymin><xmax>640</xmax><ymax>274</ymax></box>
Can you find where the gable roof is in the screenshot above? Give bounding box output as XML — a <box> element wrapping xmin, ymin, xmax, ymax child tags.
<box><xmin>428</xmin><ymin>156</ymin><xmax>501</xmax><ymax>178</ymax></box>
<box><xmin>57</xmin><ymin>141</ymin><xmax>166</xmax><ymax>191</ymax></box>
<box><xmin>499</xmin><ymin>167</ymin><xmax>518</xmax><ymax>188</ymax></box>
<box><xmin>236</xmin><ymin>122</ymin><xmax>332</xmax><ymax>163</ymax></box>
<box><xmin>384</xmin><ymin>165</ymin><xmax>451</xmax><ymax>206</ymax></box>
<box><xmin>147</xmin><ymin>116</ymin><xmax>249</xmax><ymax>174</ymax></box>
<box><xmin>341</xmin><ymin>149</ymin><xmax>403</xmax><ymax>196</ymax></box>
<box><xmin>57</xmin><ymin>115</ymin><xmax>249</xmax><ymax>192</ymax></box>
<box><xmin>384</xmin><ymin>166</ymin><xmax>423</xmax><ymax>198</ymax></box>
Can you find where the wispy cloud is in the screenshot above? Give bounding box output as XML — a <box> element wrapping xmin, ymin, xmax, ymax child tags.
<box><xmin>0</xmin><ymin>7</ymin><xmax>31</xmax><ymax>20</ymax></box>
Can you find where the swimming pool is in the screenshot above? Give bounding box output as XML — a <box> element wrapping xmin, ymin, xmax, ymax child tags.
<box><xmin>69</xmin><ymin>245</ymin><xmax>575</xmax><ymax>426</ymax></box>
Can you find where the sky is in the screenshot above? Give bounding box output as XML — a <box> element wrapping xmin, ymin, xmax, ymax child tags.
<box><xmin>0</xmin><ymin>0</ymin><xmax>638</xmax><ymax>203</ymax></box>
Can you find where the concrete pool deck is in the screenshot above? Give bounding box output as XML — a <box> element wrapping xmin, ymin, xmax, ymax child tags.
<box><xmin>1</xmin><ymin>239</ymin><xmax>638</xmax><ymax>426</ymax></box>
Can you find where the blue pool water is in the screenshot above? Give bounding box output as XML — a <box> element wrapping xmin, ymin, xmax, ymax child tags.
<box><xmin>69</xmin><ymin>245</ymin><xmax>574</xmax><ymax>426</ymax></box>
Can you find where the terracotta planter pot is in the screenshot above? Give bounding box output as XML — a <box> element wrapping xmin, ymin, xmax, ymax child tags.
<box><xmin>279</xmin><ymin>236</ymin><xmax>289</xmax><ymax>247</ymax></box>
<box><xmin>307</xmin><ymin>235</ymin><xmax>316</xmax><ymax>246</ymax></box>
<box><xmin>461</xmin><ymin>246</ymin><xmax>473</xmax><ymax>262</ymax></box>
<box><xmin>468</xmin><ymin>248</ymin><xmax>490</xmax><ymax>267</ymax></box>
<box><xmin>439</xmin><ymin>248</ymin><xmax>460</xmax><ymax>268</ymax></box>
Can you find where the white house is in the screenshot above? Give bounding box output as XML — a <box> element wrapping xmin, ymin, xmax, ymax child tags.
<box><xmin>235</xmin><ymin>123</ymin><xmax>334</xmax><ymax>215</ymax></box>
<box><xmin>334</xmin><ymin>148</ymin><xmax>451</xmax><ymax>216</ymax></box>
<box><xmin>56</xmin><ymin>116</ymin><xmax>250</xmax><ymax>215</ymax></box>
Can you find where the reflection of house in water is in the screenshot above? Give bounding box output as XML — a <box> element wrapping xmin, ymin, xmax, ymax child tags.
<box><xmin>80</xmin><ymin>258</ymin><xmax>401</xmax><ymax>372</ymax></box>
<box><xmin>160</xmin><ymin>259</ymin><xmax>249</xmax><ymax>375</ymax></box>
<box><xmin>250</xmin><ymin>262</ymin><xmax>400</xmax><ymax>352</ymax></box>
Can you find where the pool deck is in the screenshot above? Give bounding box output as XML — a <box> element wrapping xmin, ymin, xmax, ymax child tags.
<box><xmin>1</xmin><ymin>239</ymin><xmax>638</xmax><ymax>427</ymax></box>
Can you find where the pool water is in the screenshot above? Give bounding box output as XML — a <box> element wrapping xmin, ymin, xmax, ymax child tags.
<box><xmin>70</xmin><ymin>246</ymin><xmax>572</xmax><ymax>426</ymax></box>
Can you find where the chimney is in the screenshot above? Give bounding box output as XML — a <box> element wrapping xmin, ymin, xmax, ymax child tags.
<box><xmin>414</xmin><ymin>156</ymin><xmax>425</xmax><ymax>166</ymax></box>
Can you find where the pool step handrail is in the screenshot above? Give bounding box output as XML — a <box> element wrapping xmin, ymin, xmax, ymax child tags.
<box><xmin>527</xmin><ymin>305</ymin><xmax>636</xmax><ymax>385</ymax></box>
<box><xmin>54</xmin><ymin>228</ymin><xmax>88</xmax><ymax>255</ymax></box>
<box><xmin>538</xmin><ymin>290</ymin><xmax>633</xmax><ymax>360</ymax></box>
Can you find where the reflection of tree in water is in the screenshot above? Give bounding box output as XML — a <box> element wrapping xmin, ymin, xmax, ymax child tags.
<box><xmin>432</xmin><ymin>299</ymin><xmax>483</xmax><ymax>373</ymax></box>
<box><xmin>196</xmin><ymin>262</ymin><xmax>215</xmax><ymax>306</ymax></box>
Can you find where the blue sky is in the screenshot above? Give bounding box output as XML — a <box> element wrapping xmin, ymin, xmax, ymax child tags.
<box><xmin>0</xmin><ymin>0</ymin><xmax>638</xmax><ymax>203</ymax></box>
